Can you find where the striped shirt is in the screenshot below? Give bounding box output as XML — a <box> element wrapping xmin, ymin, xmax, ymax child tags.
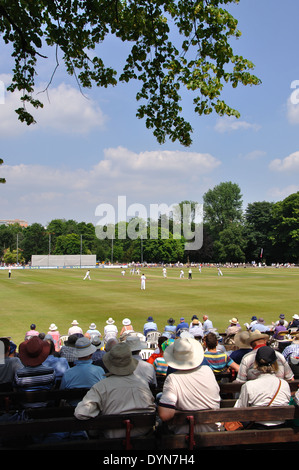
<box><xmin>14</xmin><ymin>364</ymin><xmax>56</xmax><ymax>407</ymax></box>
<box><xmin>204</xmin><ymin>351</ymin><xmax>233</xmax><ymax>373</ymax></box>
<box><xmin>282</xmin><ymin>343</ymin><xmax>299</xmax><ymax>361</ymax></box>
<box><xmin>153</xmin><ymin>357</ymin><xmax>168</xmax><ymax>376</ymax></box>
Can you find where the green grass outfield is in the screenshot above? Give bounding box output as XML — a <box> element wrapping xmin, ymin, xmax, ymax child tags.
<box><xmin>1</xmin><ymin>266</ymin><xmax>298</xmax><ymax>348</ymax></box>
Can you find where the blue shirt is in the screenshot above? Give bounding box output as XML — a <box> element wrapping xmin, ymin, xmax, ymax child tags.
<box><xmin>60</xmin><ymin>359</ymin><xmax>106</xmax><ymax>390</ymax></box>
<box><xmin>143</xmin><ymin>321</ymin><xmax>157</xmax><ymax>336</ymax></box>
<box><xmin>203</xmin><ymin>319</ymin><xmax>213</xmax><ymax>333</ymax></box>
<box><xmin>251</xmin><ymin>323</ymin><xmax>269</xmax><ymax>333</ymax></box>
<box><xmin>176</xmin><ymin>322</ymin><xmax>189</xmax><ymax>335</ymax></box>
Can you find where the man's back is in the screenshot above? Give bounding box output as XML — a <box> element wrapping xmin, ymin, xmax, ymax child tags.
<box><xmin>0</xmin><ymin>356</ymin><xmax>23</xmax><ymax>385</ymax></box>
<box><xmin>75</xmin><ymin>373</ymin><xmax>156</xmax><ymax>438</ymax></box>
<box><xmin>60</xmin><ymin>360</ymin><xmax>105</xmax><ymax>389</ymax></box>
<box><xmin>159</xmin><ymin>365</ymin><xmax>221</xmax><ymax>433</ymax></box>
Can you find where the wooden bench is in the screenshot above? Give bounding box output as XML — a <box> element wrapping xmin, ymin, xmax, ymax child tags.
<box><xmin>158</xmin><ymin>405</ymin><xmax>299</xmax><ymax>450</ymax></box>
<box><xmin>0</xmin><ymin>388</ymin><xmax>89</xmax><ymax>413</ymax></box>
<box><xmin>1</xmin><ymin>405</ymin><xmax>299</xmax><ymax>450</ymax></box>
<box><xmin>0</xmin><ymin>411</ymin><xmax>157</xmax><ymax>450</ymax></box>
<box><xmin>1</xmin><ymin>381</ymin><xmax>299</xmax><ymax>450</ymax></box>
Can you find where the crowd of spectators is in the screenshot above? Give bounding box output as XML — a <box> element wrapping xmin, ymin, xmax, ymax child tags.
<box><xmin>1</xmin><ymin>311</ymin><xmax>299</xmax><ymax>444</ymax></box>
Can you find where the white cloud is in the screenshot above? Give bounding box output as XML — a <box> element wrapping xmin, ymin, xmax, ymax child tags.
<box><xmin>269</xmin><ymin>151</ymin><xmax>299</xmax><ymax>172</ymax></box>
<box><xmin>267</xmin><ymin>185</ymin><xmax>299</xmax><ymax>200</ymax></box>
<box><xmin>0</xmin><ymin>78</ymin><xmax>107</xmax><ymax>136</ymax></box>
<box><xmin>214</xmin><ymin>116</ymin><xmax>260</xmax><ymax>133</ymax></box>
<box><xmin>1</xmin><ymin>147</ymin><xmax>221</xmax><ymax>224</ymax></box>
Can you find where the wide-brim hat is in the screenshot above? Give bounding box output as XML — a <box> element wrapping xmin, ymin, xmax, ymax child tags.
<box><xmin>75</xmin><ymin>337</ymin><xmax>97</xmax><ymax>357</ymax></box>
<box><xmin>19</xmin><ymin>336</ymin><xmax>51</xmax><ymax>366</ymax></box>
<box><xmin>106</xmin><ymin>318</ymin><xmax>115</xmax><ymax>324</ymax></box>
<box><xmin>125</xmin><ymin>336</ymin><xmax>147</xmax><ymax>351</ymax></box>
<box><xmin>167</xmin><ymin>318</ymin><xmax>175</xmax><ymax>325</ymax></box>
<box><xmin>234</xmin><ymin>330</ymin><xmax>252</xmax><ymax>349</ymax></box>
<box><xmin>293</xmin><ymin>314</ymin><xmax>299</xmax><ymax>320</ymax></box>
<box><xmin>248</xmin><ymin>330</ymin><xmax>269</xmax><ymax>344</ymax></box>
<box><xmin>91</xmin><ymin>335</ymin><xmax>104</xmax><ymax>349</ymax></box>
<box><xmin>89</xmin><ymin>323</ymin><xmax>97</xmax><ymax>329</ymax></box>
<box><xmin>71</xmin><ymin>320</ymin><xmax>79</xmax><ymax>326</ymax></box>
<box><xmin>163</xmin><ymin>337</ymin><xmax>204</xmax><ymax>370</ymax></box>
<box><xmin>146</xmin><ymin>316</ymin><xmax>154</xmax><ymax>322</ymax></box>
<box><xmin>48</xmin><ymin>323</ymin><xmax>58</xmax><ymax>331</ymax></box>
<box><xmin>122</xmin><ymin>318</ymin><xmax>131</xmax><ymax>326</ymax></box>
<box><xmin>229</xmin><ymin>318</ymin><xmax>238</xmax><ymax>324</ymax></box>
<box><xmin>103</xmin><ymin>342</ymin><xmax>138</xmax><ymax>376</ymax></box>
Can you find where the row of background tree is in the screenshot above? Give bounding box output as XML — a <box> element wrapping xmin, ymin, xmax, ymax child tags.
<box><xmin>1</xmin><ymin>182</ymin><xmax>298</xmax><ymax>265</ymax></box>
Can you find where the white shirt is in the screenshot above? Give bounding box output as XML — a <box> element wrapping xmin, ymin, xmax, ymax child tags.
<box><xmin>234</xmin><ymin>374</ymin><xmax>291</xmax><ymax>426</ymax></box>
<box><xmin>159</xmin><ymin>365</ymin><xmax>222</xmax><ymax>433</ymax></box>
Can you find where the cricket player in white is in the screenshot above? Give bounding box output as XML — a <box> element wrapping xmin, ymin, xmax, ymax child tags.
<box><xmin>140</xmin><ymin>274</ymin><xmax>146</xmax><ymax>290</ymax></box>
<box><xmin>83</xmin><ymin>269</ymin><xmax>91</xmax><ymax>280</ymax></box>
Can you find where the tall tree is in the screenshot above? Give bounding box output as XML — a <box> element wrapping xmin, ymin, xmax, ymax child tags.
<box><xmin>244</xmin><ymin>201</ymin><xmax>274</xmax><ymax>262</ymax></box>
<box><xmin>270</xmin><ymin>192</ymin><xmax>299</xmax><ymax>263</ymax></box>
<box><xmin>213</xmin><ymin>222</ymin><xmax>246</xmax><ymax>262</ymax></box>
<box><xmin>203</xmin><ymin>181</ymin><xmax>243</xmax><ymax>237</ymax></box>
<box><xmin>0</xmin><ymin>0</ymin><xmax>260</xmax><ymax>146</ymax></box>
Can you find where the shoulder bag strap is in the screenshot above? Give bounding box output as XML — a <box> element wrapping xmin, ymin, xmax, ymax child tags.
<box><xmin>268</xmin><ymin>379</ymin><xmax>281</xmax><ymax>406</ymax></box>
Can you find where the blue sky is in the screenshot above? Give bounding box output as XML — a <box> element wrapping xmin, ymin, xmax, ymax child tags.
<box><xmin>1</xmin><ymin>0</ymin><xmax>299</xmax><ymax>228</ymax></box>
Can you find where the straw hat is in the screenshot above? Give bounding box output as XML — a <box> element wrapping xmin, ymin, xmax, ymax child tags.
<box><xmin>229</xmin><ymin>318</ymin><xmax>238</xmax><ymax>324</ymax></box>
<box><xmin>234</xmin><ymin>330</ymin><xmax>252</xmax><ymax>349</ymax></box>
<box><xmin>103</xmin><ymin>342</ymin><xmax>138</xmax><ymax>375</ymax></box>
<box><xmin>163</xmin><ymin>337</ymin><xmax>204</xmax><ymax>370</ymax></box>
<box><xmin>248</xmin><ymin>330</ymin><xmax>269</xmax><ymax>344</ymax></box>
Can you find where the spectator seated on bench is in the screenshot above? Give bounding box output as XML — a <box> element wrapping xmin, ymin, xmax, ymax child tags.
<box><xmin>203</xmin><ymin>332</ymin><xmax>239</xmax><ymax>377</ymax></box>
<box><xmin>74</xmin><ymin>342</ymin><xmax>156</xmax><ymax>438</ymax></box>
<box><xmin>228</xmin><ymin>330</ymin><xmax>252</xmax><ymax>365</ymax></box>
<box><xmin>43</xmin><ymin>335</ymin><xmax>70</xmax><ymax>386</ymax></box>
<box><xmin>234</xmin><ymin>346</ymin><xmax>291</xmax><ymax>429</ymax></box>
<box><xmin>14</xmin><ymin>336</ymin><xmax>56</xmax><ymax>408</ymax></box>
<box><xmin>60</xmin><ymin>337</ymin><xmax>106</xmax><ymax>405</ymax></box>
<box><xmin>158</xmin><ymin>337</ymin><xmax>223</xmax><ymax>434</ymax></box>
<box><xmin>235</xmin><ymin>331</ymin><xmax>294</xmax><ymax>383</ymax></box>
<box><xmin>59</xmin><ymin>334</ymin><xmax>82</xmax><ymax>366</ymax></box>
<box><xmin>0</xmin><ymin>338</ymin><xmax>23</xmax><ymax>392</ymax></box>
